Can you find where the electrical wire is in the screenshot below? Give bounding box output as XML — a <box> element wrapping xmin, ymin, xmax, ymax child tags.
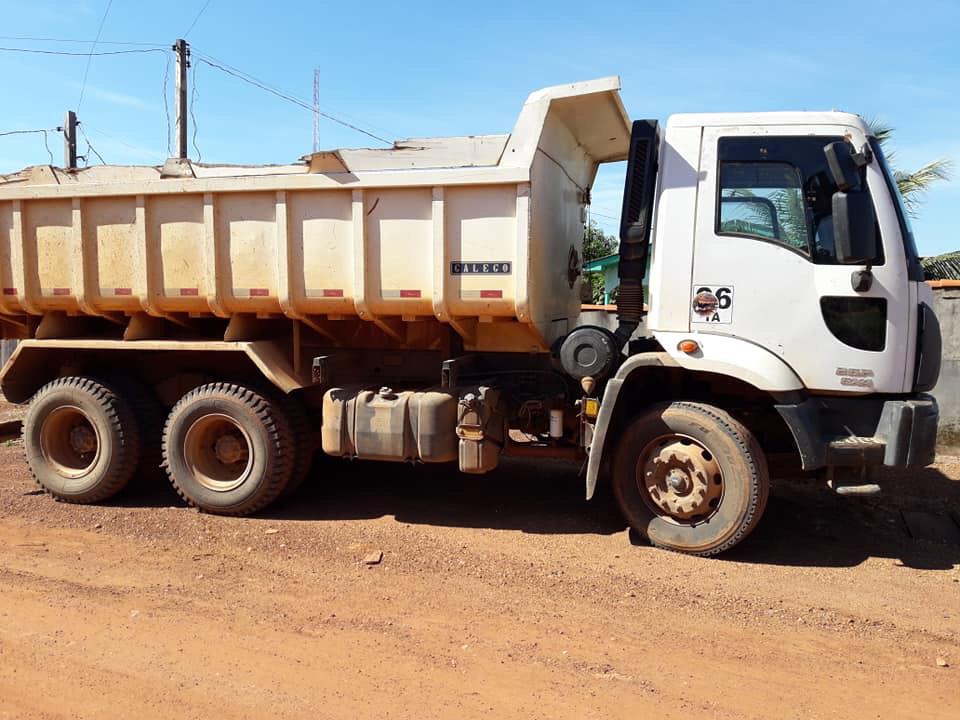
<box><xmin>0</xmin><ymin>128</ymin><xmax>57</xmax><ymax>138</ymax></box>
<box><xmin>190</xmin><ymin>61</ymin><xmax>201</xmax><ymax>160</ymax></box>
<box><xmin>78</xmin><ymin>126</ymin><xmax>106</xmax><ymax>165</ymax></box>
<box><xmin>184</xmin><ymin>0</ymin><xmax>214</xmax><ymax>38</ymax></box>
<box><xmin>0</xmin><ymin>129</ymin><xmax>59</xmax><ymax>165</ymax></box>
<box><xmin>41</xmin><ymin>130</ymin><xmax>54</xmax><ymax>165</ymax></box>
<box><xmin>0</xmin><ymin>35</ymin><xmax>164</xmax><ymax>46</ymax></box>
<box><xmin>0</xmin><ymin>46</ymin><xmax>165</xmax><ymax>56</ymax></box>
<box><xmin>162</xmin><ymin>52</ymin><xmax>173</xmax><ymax>156</ymax></box>
<box><xmin>589</xmin><ymin>211</ymin><xmax>620</xmax><ymax>221</ymax></box>
<box><xmin>194</xmin><ymin>54</ymin><xmax>394</xmax><ymax>145</ymax></box>
<box><xmin>77</xmin><ymin>0</ymin><xmax>116</xmax><ymax>110</ymax></box>
<box><xmin>84</xmin><ymin>126</ymin><xmax>164</xmax><ymax>159</ymax></box>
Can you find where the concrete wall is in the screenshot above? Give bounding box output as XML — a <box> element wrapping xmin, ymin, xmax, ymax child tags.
<box><xmin>931</xmin><ymin>285</ymin><xmax>960</xmax><ymax>452</ymax></box>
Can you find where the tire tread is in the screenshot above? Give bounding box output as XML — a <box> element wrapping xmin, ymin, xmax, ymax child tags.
<box><xmin>23</xmin><ymin>376</ymin><xmax>141</xmax><ymax>503</ymax></box>
<box><xmin>613</xmin><ymin>400</ymin><xmax>769</xmax><ymax>557</ymax></box>
<box><xmin>161</xmin><ymin>382</ymin><xmax>294</xmax><ymax>516</ymax></box>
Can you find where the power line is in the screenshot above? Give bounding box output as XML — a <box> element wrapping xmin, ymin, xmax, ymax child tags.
<box><xmin>190</xmin><ymin>61</ymin><xmax>201</xmax><ymax>160</ymax></box>
<box><xmin>0</xmin><ymin>35</ymin><xmax>163</xmax><ymax>46</ymax></box>
<box><xmin>84</xmin><ymin>126</ymin><xmax>164</xmax><ymax>159</ymax></box>
<box><xmin>184</xmin><ymin>1</ymin><xmax>214</xmax><ymax>38</ymax></box>
<box><xmin>0</xmin><ymin>128</ymin><xmax>58</xmax><ymax>137</ymax></box>
<box><xmin>78</xmin><ymin>125</ymin><xmax>106</xmax><ymax>165</ymax></box>
<box><xmin>0</xmin><ymin>46</ymin><xmax>164</xmax><ymax>56</ymax></box>
<box><xmin>194</xmin><ymin>53</ymin><xmax>394</xmax><ymax>145</ymax></box>
<box><xmin>0</xmin><ymin>128</ymin><xmax>58</xmax><ymax>165</ymax></box>
<box><xmin>162</xmin><ymin>53</ymin><xmax>173</xmax><ymax>156</ymax></box>
<box><xmin>590</xmin><ymin>211</ymin><xmax>620</xmax><ymax>221</ymax></box>
<box><xmin>77</xmin><ymin>0</ymin><xmax>115</xmax><ymax>110</ymax></box>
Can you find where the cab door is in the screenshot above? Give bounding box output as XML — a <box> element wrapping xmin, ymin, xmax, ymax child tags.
<box><xmin>690</xmin><ymin>125</ymin><xmax>910</xmax><ymax>394</ymax></box>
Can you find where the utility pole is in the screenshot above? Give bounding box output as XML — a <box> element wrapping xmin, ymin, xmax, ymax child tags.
<box><xmin>63</xmin><ymin>110</ymin><xmax>78</xmax><ymax>169</ymax></box>
<box><xmin>313</xmin><ymin>67</ymin><xmax>320</xmax><ymax>153</ymax></box>
<box><xmin>173</xmin><ymin>38</ymin><xmax>190</xmax><ymax>160</ymax></box>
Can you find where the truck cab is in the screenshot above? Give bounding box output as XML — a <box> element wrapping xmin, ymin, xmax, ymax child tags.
<box><xmin>581</xmin><ymin>110</ymin><xmax>941</xmax><ymax>553</ymax></box>
<box><xmin>647</xmin><ymin>111</ymin><xmax>939</xmax><ymax>398</ymax></box>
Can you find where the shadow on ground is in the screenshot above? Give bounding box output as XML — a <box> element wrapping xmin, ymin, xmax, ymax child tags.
<box><xmin>113</xmin><ymin>456</ymin><xmax>960</xmax><ymax>571</ymax></box>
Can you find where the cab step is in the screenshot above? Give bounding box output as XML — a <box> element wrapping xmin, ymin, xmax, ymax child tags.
<box><xmin>825</xmin><ymin>436</ymin><xmax>885</xmax><ymax>465</ymax></box>
<box><xmin>829</xmin><ymin>481</ymin><xmax>882</xmax><ymax>497</ymax></box>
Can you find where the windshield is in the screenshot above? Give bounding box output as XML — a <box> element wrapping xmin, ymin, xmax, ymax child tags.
<box><xmin>869</xmin><ymin>137</ymin><xmax>924</xmax><ymax>281</ymax></box>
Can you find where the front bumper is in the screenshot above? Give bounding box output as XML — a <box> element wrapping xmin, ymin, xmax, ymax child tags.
<box><xmin>776</xmin><ymin>394</ymin><xmax>940</xmax><ymax>470</ymax></box>
<box><xmin>874</xmin><ymin>395</ymin><xmax>939</xmax><ymax>467</ymax></box>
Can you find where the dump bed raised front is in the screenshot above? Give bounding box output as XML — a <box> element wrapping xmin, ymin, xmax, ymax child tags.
<box><xmin>0</xmin><ymin>78</ymin><xmax>630</xmax><ymax>353</ymax></box>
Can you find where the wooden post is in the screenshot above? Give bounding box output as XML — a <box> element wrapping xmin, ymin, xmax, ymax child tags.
<box><xmin>63</xmin><ymin>111</ymin><xmax>77</xmax><ymax>169</ymax></box>
<box><xmin>173</xmin><ymin>39</ymin><xmax>190</xmax><ymax>160</ymax></box>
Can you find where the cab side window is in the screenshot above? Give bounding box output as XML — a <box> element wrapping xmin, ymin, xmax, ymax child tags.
<box><xmin>716</xmin><ymin>136</ymin><xmax>867</xmax><ymax>264</ymax></box>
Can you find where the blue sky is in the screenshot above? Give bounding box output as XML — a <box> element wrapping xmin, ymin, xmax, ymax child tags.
<box><xmin>1</xmin><ymin>0</ymin><xmax>957</xmax><ymax>254</ymax></box>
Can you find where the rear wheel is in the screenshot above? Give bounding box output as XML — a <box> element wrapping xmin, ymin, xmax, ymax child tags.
<box><xmin>111</xmin><ymin>377</ymin><xmax>165</xmax><ymax>482</ymax></box>
<box><xmin>279</xmin><ymin>394</ymin><xmax>315</xmax><ymax>497</ymax></box>
<box><xmin>162</xmin><ymin>382</ymin><xmax>294</xmax><ymax>515</ymax></box>
<box><xmin>613</xmin><ymin>401</ymin><xmax>769</xmax><ymax>556</ymax></box>
<box><xmin>23</xmin><ymin>376</ymin><xmax>141</xmax><ymax>503</ymax></box>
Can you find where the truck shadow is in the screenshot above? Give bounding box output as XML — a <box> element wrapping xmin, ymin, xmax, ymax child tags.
<box><xmin>118</xmin><ymin>457</ymin><xmax>960</xmax><ymax>571</ymax></box>
<box><xmin>284</xmin><ymin>458</ymin><xmax>960</xmax><ymax>570</ymax></box>
<box><xmin>724</xmin><ymin>464</ymin><xmax>960</xmax><ymax>571</ymax></box>
<box><xmin>279</xmin><ymin>458</ymin><xmax>627</xmax><ymax>538</ymax></box>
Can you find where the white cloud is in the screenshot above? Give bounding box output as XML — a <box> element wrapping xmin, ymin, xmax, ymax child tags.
<box><xmin>71</xmin><ymin>82</ymin><xmax>153</xmax><ymax>110</ymax></box>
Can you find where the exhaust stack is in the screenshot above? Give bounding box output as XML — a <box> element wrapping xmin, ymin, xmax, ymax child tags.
<box><xmin>614</xmin><ymin>120</ymin><xmax>659</xmax><ymax>348</ymax></box>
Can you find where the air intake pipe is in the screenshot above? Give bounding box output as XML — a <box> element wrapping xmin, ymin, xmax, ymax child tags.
<box><xmin>614</xmin><ymin>120</ymin><xmax>659</xmax><ymax>349</ymax></box>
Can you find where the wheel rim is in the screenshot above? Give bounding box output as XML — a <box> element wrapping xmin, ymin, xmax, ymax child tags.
<box><xmin>182</xmin><ymin>413</ymin><xmax>254</xmax><ymax>492</ymax></box>
<box><xmin>635</xmin><ymin>433</ymin><xmax>723</xmax><ymax>524</ymax></box>
<box><xmin>39</xmin><ymin>405</ymin><xmax>101</xmax><ymax>479</ymax></box>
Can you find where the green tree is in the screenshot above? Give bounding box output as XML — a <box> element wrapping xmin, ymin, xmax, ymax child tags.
<box><xmin>582</xmin><ymin>219</ymin><xmax>618</xmax><ymax>262</ymax></box>
<box><xmin>583</xmin><ymin>219</ymin><xmax>618</xmax><ymax>304</ymax></box>
<box><xmin>870</xmin><ymin>121</ymin><xmax>953</xmax><ymax>216</ymax></box>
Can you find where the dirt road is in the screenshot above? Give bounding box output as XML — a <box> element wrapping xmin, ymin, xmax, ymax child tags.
<box><xmin>1</xmin><ymin>437</ymin><xmax>958</xmax><ymax>719</ymax></box>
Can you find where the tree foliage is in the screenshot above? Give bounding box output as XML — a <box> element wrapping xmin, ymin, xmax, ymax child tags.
<box><xmin>869</xmin><ymin>120</ymin><xmax>953</xmax><ymax>216</ymax></box>
<box><xmin>583</xmin><ymin>219</ymin><xmax>618</xmax><ymax>304</ymax></box>
<box><xmin>583</xmin><ymin>219</ymin><xmax>618</xmax><ymax>262</ymax></box>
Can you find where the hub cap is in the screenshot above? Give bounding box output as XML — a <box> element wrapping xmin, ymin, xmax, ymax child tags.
<box><xmin>39</xmin><ymin>405</ymin><xmax>101</xmax><ymax>478</ymax></box>
<box><xmin>637</xmin><ymin>434</ymin><xmax>723</xmax><ymax>522</ymax></box>
<box><xmin>183</xmin><ymin>413</ymin><xmax>253</xmax><ymax>492</ymax></box>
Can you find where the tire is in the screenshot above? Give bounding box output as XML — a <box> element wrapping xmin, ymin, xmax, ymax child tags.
<box><xmin>162</xmin><ymin>382</ymin><xmax>294</xmax><ymax>515</ymax></box>
<box><xmin>111</xmin><ymin>377</ymin><xmax>165</xmax><ymax>483</ymax></box>
<box><xmin>279</xmin><ymin>394</ymin><xmax>315</xmax><ymax>497</ymax></box>
<box><xmin>23</xmin><ymin>376</ymin><xmax>141</xmax><ymax>503</ymax></box>
<box><xmin>612</xmin><ymin>401</ymin><xmax>769</xmax><ymax>556</ymax></box>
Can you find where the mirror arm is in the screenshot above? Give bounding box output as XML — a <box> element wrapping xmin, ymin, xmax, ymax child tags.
<box><xmin>851</xmin><ymin>267</ymin><xmax>873</xmax><ymax>292</ymax></box>
<box><xmin>852</xmin><ymin>142</ymin><xmax>873</xmax><ymax>168</ymax></box>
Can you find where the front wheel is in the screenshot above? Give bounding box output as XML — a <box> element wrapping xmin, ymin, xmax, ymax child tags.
<box><xmin>612</xmin><ymin>402</ymin><xmax>769</xmax><ymax>556</ymax></box>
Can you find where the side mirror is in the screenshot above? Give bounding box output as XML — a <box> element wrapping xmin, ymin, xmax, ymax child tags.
<box><xmin>824</xmin><ymin>141</ymin><xmax>861</xmax><ymax>191</ymax></box>
<box><xmin>832</xmin><ymin>189</ymin><xmax>877</xmax><ymax>264</ymax></box>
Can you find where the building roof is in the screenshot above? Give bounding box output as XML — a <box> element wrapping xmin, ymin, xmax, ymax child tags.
<box><xmin>583</xmin><ymin>253</ymin><xmax>619</xmax><ymax>272</ymax></box>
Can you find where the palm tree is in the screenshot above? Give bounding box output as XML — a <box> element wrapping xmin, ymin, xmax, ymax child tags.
<box><xmin>921</xmin><ymin>250</ymin><xmax>960</xmax><ymax>280</ymax></box>
<box><xmin>870</xmin><ymin>122</ymin><xmax>958</xmax><ymax>279</ymax></box>
<box><xmin>869</xmin><ymin>121</ymin><xmax>953</xmax><ymax>216</ymax></box>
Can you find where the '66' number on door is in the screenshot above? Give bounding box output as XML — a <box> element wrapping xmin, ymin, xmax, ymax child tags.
<box><xmin>691</xmin><ymin>285</ymin><xmax>733</xmax><ymax>324</ymax></box>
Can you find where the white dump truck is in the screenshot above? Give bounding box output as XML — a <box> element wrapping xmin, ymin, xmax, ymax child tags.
<box><xmin>0</xmin><ymin>77</ymin><xmax>941</xmax><ymax>555</ymax></box>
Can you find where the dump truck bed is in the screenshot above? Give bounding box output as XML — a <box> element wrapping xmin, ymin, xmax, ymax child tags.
<box><xmin>0</xmin><ymin>77</ymin><xmax>630</xmax><ymax>352</ymax></box>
